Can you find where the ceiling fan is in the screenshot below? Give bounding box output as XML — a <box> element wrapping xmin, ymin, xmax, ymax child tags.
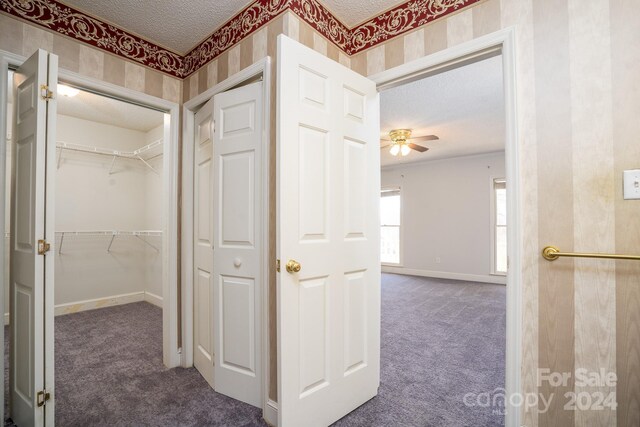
<box><xmin>380</xmin><ymin>129</ymin><xmax>439</xmax><ymax>156</ymax></box>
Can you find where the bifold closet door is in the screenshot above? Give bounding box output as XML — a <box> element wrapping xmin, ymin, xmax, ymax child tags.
<box><xmin>193</xmin><ymin>97</ymin><xmax>215</xmax><ymax>387</ymax></box>
<box><xmin>10</xmin><ymin>48</ymin><xmax>58</xmax><ymax>427</ymax></box>
<box><xmin>212</xmin><ymin>81</ymin><xmax>263</xmax><ymax>408</ymax></box>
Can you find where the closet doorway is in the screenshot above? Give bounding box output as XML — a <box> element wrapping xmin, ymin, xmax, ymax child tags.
<box><xmin>1</xmin><ymin>49</ymin><xmax>180</xmax><ymax>426</ymax></box>
<box><xmin>182</xmin><ymin>59</ymin><xmax>271</xmax><ymax>414</ymax></box>
<box><xmin>52</xmin><ymin>84</ymin><xmax>167</xmax><ymax>314</ymax></box>
<box><xmin>54</xmin><ymin>81</ymin><xmax>167</xmax><ymax>422</ymax></box>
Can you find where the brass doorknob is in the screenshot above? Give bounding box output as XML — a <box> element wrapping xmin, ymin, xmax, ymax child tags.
<box><xmin>286</xmin><ymin>259</ymin><xmax>301</xmax><ymax>273</ymax></box>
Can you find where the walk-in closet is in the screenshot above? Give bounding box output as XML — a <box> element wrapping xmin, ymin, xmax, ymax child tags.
<box><xmin>52</xmin><ymin>85</ymin><xmax>165</xmax><ymax>313</ymax></box>
<box><xmin>4</xmin><ymin>70</ymin><xmax>168</xmax><ymax>421</ymax></box>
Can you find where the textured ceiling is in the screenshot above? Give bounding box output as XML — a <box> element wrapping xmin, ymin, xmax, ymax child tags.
<box><xmin>380</xmin><ymin>55</ymin><xmax>505</xmax><ymax>167</ymax></box>
<box><xmin>320</xmin><ymin>0</ymin><xmax>408</xmax><ymax>27</ymax></box>
<box><xmin>58</xmin><ymin>0</ymin><xmax>411</xmax><ymax>55</ymax></box>
<box><xmin>61</xmin><ymin>0</ymin><xmax>254</xmax><ymax>54</ymax></box>
<box><xmin>56</xmin><ymin>85</ymin><xmax>165</xmax><ymax>132</ymax></box>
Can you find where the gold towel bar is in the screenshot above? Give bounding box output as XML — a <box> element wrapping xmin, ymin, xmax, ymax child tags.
<box><xmin>542</xmin><ymin>246</ymin><xmax>640</xmax><ymax>261</ymax></box>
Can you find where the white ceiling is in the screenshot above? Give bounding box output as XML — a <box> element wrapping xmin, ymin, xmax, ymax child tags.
<box><xmin>7</xmin><ymin>71</ymin><xmax>162</xmax><ymax>132</ymax></box>
<box><xmin>380</xmin><ymin>54</ymin><xmax>505</xmax><ymax>167</ymax></box>
<box><xmin>61</xmin><ymin>0</ymin><xmax>254</xmax><ymax>54</ymax></box>
<box><xmin>55</xmin><ymin>87</ymin><xmax>164</xmax><ymax>132</ymax></box>
<box><xmin>320</xmin><ymin>0</ymin><xmax>408</xmax><ymax>27</ymax></box>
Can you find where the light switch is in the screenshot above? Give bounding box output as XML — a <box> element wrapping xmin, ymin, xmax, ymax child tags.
<box><xmin>623</xmin><ymin>169</ymin><xmax>640</xmax><ymax>200</ymax></box>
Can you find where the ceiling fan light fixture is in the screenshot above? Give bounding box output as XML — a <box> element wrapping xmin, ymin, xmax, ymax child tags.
<box><xmin>384</xmin><ymin>128</ymin><xmax>435</xmax><ymax>156</ymax></box>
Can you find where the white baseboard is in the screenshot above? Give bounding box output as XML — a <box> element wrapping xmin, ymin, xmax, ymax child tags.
<box><xmin>381</xmin><ymin>266</ymin><xmax>506</xmax><ymax>285</ymax></box>
<box><xmin>263</xmin><ymin>399</ymin><xmax>278</xmax><ymax>427</ymax></box>
<box><xmin>4</xmin><ymin>291</ymin><xmax>164</xmax><ymax>324</ymax></box>
<box><xmin>55</xmin><ymin>291</ymin><xmax>146</xmax><ymax>316</ymax></box>
<box><xmin>144</xmin><ymin>291</ymin><xmax>163</xmax><ymax>308</ymax></box>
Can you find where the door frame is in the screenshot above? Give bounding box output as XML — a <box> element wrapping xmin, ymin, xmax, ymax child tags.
<box><xmin>0</xmin><ymin>48</ymin><xmax>182</xmax><ymax>421</ymax></box>
<box><xmin>369</xmin><ymin>27</ymin><xmax>521</xmax><ymax>427</ymax></box>
<box><xmin>181</xmin><ymin>57</ymin><xmax>272</xmax><ymax>415</ymax></box>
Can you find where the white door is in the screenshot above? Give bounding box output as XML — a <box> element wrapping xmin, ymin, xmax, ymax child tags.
<box><xmin>10</xmin><ymin>49</ymin><xmax>58</xmax><ymax>427</ymax></box>
<box><xmin>193</xmin><ymin>97</ymin><xmax>215</xmax><ymax>387</ymax></box>
<box><xmin>212</xmin><ymin>81</ymin><xmax>263</xmax><ymax>407</ymax></box>
<box><xmin>276</xmin><ymin>35</ymin><xmax>381</xmax><ymax>427</ymax></box>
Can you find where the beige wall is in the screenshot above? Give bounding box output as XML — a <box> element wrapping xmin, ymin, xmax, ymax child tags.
<box><xmin>4</xmin><ymin>1</ymin><xmax>639</xmax><ymax>425</ymax></box>
<box><xmin>281</xmin><ymin>1</ymin><xmax>639</xmax><ymax>426</ymax></box>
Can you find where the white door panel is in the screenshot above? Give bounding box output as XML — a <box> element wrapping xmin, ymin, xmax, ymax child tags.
<box><xmin>11</xmin><ymin>49</ymin><xmax>57</xmax><ymax>427</ymax></box>
<box><xmin>213</xmin><ymin>82</ymin><xmax>263</xmax><ymax>407</ymax></box>
<box><xmin>193</xmin><ymin>97</ymin><xmax>215</xmax><ymax>387</ymax></box>
<box><xmin>277</xmin><ymin>35</ymin><xmax>381</xmax><ymax>427</ymax></box>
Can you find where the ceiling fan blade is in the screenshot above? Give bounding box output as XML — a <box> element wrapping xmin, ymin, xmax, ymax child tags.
<box><xmin>412</xmin><ymin>135</ymin><xmax>439</xmax><ymax>143</ymax></box>
<box><xmin>380</xmin><ymin>143</ymin><xmax>391</xmax><ymax>149</ymax></box>
<box><xmin>408</xmin><ymin>143</ymin><xmax>429</xmax><ymax>152</ymax></box>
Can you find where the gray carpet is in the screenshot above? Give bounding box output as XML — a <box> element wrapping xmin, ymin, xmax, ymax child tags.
<box><xmin>333</xmin><ymin>274</ymin><xmax>506</xmax><ymax>427</ymax></box>
<box><xmin>6</xmin><ymin>303</ymin><xmax>266</xmax><ymax>427</ymax></box>
<box><xmin>4</xmin><ymin>273</ymin><xmax>505</xmax><ymax>426</ymax></box>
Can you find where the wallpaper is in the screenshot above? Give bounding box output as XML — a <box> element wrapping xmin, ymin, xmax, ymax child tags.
<box><xmin>1</xmin><ymin>0</ymin><xmax>482</xmax><ymax>78</ymax></box>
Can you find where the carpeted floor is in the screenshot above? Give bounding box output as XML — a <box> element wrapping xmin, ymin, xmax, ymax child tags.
<box><xmin>333</xmin><ymin>274</ymin><xmax>506</xmax><ymax>426</ymax></box>
<box><xmin>5</xmin><ymin>303</ymin><xmax>266</xmax><ymax>427</ymax></box>
<box><xmin>4</xmin><ymin>273</ymin><xmax>505</xmax><ymax>426</ymax></box>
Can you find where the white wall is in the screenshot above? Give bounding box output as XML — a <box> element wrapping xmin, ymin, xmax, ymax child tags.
<box><xmin>381</xmin><ymin>151</ymin><xmax>506</xmax><ymax>284</ymax></box>
<box><xmin>54</xmin><ymin>115</ymin><xmax>163</xmax><ymax>306</ymax></box>
<box><xmin>56</xmin><ymin>115</ymin><xmax>149</xmax><ymax>231</ymax></box>
<box><xmin>143</xmin><ymin>123</ymin><xmax>164</xmax><ymax>299</ymax></box>
<box><xmin>4</xmin><ymin>114</ymin><xmax>164</xmax><ymax>318</ymax></box>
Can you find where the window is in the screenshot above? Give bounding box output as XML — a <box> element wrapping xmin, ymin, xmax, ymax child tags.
<box><xmin>380</xmin><ymin>188</ymin><xmax>401</xmax><ymax>264</ymax></box>
<box><xmin>493</xmin><ymin>179</ymin><xmax>507</xmax><ymax>274</ymax></box>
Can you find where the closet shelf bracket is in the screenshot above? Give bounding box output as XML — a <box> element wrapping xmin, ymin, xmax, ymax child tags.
<box><xmin>108</xmin><ymin>156</ymin><xmax>118</xmax><ymax>175</ymax></box>
<box><xmin>135</xmin><ymin>235</ymin><xmax>160</xmax><ymax>252</ymax></box>
<box><xmin>57</xmin><ymin>146</ymin><xmax>64</xmax><ymax>169</ymax></box>
<box><xmin>136</xmin><ymin>155</ymin><xmax>159</xmax><ymax>175</ymax></box>
<box><xmin>107</xmin><ymin>233</ymin><xmax>117</xmax><ymax>252</ymax></box>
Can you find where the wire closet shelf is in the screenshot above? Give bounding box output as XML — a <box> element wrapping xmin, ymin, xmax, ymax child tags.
<box><xmin>56</xmin><ymin>138</ymin><xmax>163</xmax><ymax>175</ymax></box>
<box><xmin>55</xmin><ymin>230</ymin><xmax>162</xmax><ymax>254</ymax></box>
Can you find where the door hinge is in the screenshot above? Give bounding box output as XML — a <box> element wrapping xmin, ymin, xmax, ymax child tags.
<box><xmin>40</xmin><ymin>84</ymin><xmax>54</xmax><ymax>101</ymax></box>
<box><xmin>276</xmin><ymin>259</ymin><xmax>280</xmax><ymax>273</ymax></box>
<box><xmin>37</xmin><ymin>239</ymin><xmax>50</xmax><ymax>255</ymax></box>
<box><xmin>36</xmin><ymin>389</ymin><xmax>51</xmax><ymax>407</ymax></box>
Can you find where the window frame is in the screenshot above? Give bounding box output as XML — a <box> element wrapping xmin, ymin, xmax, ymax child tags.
<box><xmin>490</xmin><ymin>177</ymin><xmax>507</xmax><ymax>275</ymax></box>
<box><xmin>380</xmin><ymin>186</ymin><xmax>403</xmax><ymax>267</ymax></box>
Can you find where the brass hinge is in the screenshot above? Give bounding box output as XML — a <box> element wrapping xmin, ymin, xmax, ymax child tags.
<box><xmin>36</xmin><ymin>389</ymin><xmax>50</xmax><ymax>407</ymax></box>
<box><xmin>37</xmin><ymin>239</ymin><xmax>50</xmax><ymax>255</ymax></box>
<box><xmin>40</xmin><ymin>84</ymin><xmax>54</xmax><ymax>101</ymax></box>
<box><xmin>276</xmin><ymin>259</ymin><xmax>280</xmax><ymax>272</ymax></box>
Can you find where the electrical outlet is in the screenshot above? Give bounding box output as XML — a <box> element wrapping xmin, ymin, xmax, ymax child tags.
<box><xmin>623</xmin><ymin>170</ymin><xmax>640</xmax><ymax>200</ymax></box>
<box><xmin>435</xmin><ymin>257</ymin><xmax>441</xmax><ymax>264</ymax></box>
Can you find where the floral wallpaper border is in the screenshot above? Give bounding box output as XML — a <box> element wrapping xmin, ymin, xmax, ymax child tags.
<box><xmin>1</xmin><ymin>0</ymin><xmax>483</xmax><ymax>78</ymax></box>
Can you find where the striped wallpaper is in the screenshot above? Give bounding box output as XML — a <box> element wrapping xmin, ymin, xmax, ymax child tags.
<box><xmin>2</xmin><ymin>1</ymin><xmax>639</xmax><ymax>425</ymax></box>
<box><xmin>269</xmin><ymin>2</ymin><xmax>639</xmax><ymax>426</ymax></box>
